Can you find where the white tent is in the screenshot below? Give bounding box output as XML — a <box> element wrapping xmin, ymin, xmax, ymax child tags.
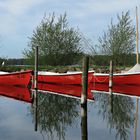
<box><xmin>127</xmin><ymin>64</ymin><xmax>140</xmax><ymax>73</ymax></box>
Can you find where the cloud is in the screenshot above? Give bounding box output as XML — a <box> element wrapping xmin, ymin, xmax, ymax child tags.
<box><xmin>67</xmin><ymin>0</ymin><xmax>139</xmax><ymax>25</ymax></box>
<box><xmin>0</xmin><ymin>0</ymin><xmax>139</xmax><ymax>58</ymax></box>
<box><xmin>0</xmin><ymin>0</ymin><xmax>45</xmax><ymax>16</ymax></box>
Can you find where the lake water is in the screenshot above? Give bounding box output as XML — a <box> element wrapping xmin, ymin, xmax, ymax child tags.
<box><xmin>0</xmin><ymin>84</ymin><xmax>139</xmax><ymax>140</ymax></box>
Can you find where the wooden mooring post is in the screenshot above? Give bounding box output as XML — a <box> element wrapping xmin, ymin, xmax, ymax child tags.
<box><xmin>81</xmin><ymin>56</ymin><xmax>89</xmax><ymax>140</ymax></box>
<box><xmin>109</xmin><ymin>60</ymin><xmax>113</xmax><ymax>113</ymax></box>
<box><xmin>34</xmin><ymin>46</ymin><xmax>38</xmax><ymax>90</ymax></box>
<box><xmin>109</xmin><ymin>60</ymin><xmax>113</xmax><ymax>90</ymax></box>
<box><xmin>136</xmin><ymin>6</ymin><xmax>139</xmax><ymax>64</ymax></box>
<box><xmin>34</xmin><ymin>46</ymin><xmax>39</xmax><ymax>131</ymax></box>
<box><xmin>134</xmin><ymin>6</ymin><xmax>139</xmax><ymax>140</ymax></box>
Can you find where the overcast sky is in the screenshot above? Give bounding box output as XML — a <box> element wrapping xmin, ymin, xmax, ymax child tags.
<box><xmin>0</xmin><ymin>0</ymin><xmax>140</xmax><ymax>58</ymax></box>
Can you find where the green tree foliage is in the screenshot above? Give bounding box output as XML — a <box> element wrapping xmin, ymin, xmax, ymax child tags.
<box><xmin>92</xmin><ymin>54</ymin><xmax>136</xmax><ymax>67</ymax></box>
<box><xmin>23</xmin><ymin>13</ymin><xmax>82</xmax><ymax>66</ymax></box>
<box><xmin>97</xmin><ymin>11</ymin><xmax>136</xmax><ymax>66</ymax></box>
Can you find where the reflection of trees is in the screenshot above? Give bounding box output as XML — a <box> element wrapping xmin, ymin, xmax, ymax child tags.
<box><xmin>30</xmin><ymin>91</ymin><xmax>80</xmax><ymax>140</ymax></box>
<box><xmin>94</xmin><ymin>92</ymin><xmax>135</xmax><ymax>140</ymax></box>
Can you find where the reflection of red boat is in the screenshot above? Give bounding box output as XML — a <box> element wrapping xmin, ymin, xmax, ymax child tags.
<box><xmin>91</xmin><ymin>83</ymin><xmax>140</xmax><ymax>97</ymax></box>
<box><xmin>37</xmin><ymin>83</ymin><xmax>94</xmax><ymax>100</ymax></box>
<box><xmin>0</xmin><ymin>70</ymin><xmax>33</xmax><ymax>87</ymax></box>
<box><xmin>91</xmin><ymin>83</ymin><xmax>109</xmax><ymax>92</ymax></box>
<box><xmin>38</xmin><ymin>71</ymin><xmax>94</xmax><ymax>85</ymax></box>
<box><xmin>0</xmin><ymin>85</ymin><xmax>32</xmax><ymax>103</ymax></box>
<box><xmin>92</xmin><ymin>72</ymin><xmax>140</xmax><ymax>85</ymax></box>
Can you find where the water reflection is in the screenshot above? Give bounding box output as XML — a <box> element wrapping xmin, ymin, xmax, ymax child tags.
<box><xmin>92</xmin><ymin>83</ymin><xmax>140</xmax><ymax>97</ymax></box>
<box><xmin>37</xmin><ymin>83</ymin><xmax>93</xmax><ymax>100</ymax></box>
<box><xmin>134</xmin><ymin>98</ymin><xmax>139</xmax><ymax>140</ymax></box>
<box><xmin>93</xmin><ymin>91</ymin><xmax>135</xmax><ymax>140</ymax></box>
<box><xmin>0</xmin><ymin>85</ymin><xmax>32</xmax><ymax>103</ymax></box>
<box><xmin>81</xmin><ymin>102</ymin><xmax>88</xmax><ymax>140</ymax></box>
<box><xmin>32</xmin><ymin>89</ymin><xmax>38</xmax><ymax>131</ymax></box>
<box><xmin>1</xmin><ymin>83</ymin><xmax>140</xmax><ymax>140</ymax></box>
<box><xmin>30</xmin><ymin>90</ymin><xmax>80</xmax><ymax>140</ymax></box>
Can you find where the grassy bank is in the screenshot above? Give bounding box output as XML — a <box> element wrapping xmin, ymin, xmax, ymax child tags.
<box><xmin>0</xmin><ymin>64</ymin><xmax>129</xmax><ymax>73</ymax></box>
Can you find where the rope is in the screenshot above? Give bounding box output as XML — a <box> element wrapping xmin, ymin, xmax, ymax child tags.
<box><xmin>93</xmin><ymin>74</ymin><xmax>109</xmax><ymax>83</ymax></box>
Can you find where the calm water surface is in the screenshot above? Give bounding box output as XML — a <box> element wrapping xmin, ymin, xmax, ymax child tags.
<box><xmin>0</xmin><ymin>85</ymin><xmax>139</xmax><ymax>140</ymax></box>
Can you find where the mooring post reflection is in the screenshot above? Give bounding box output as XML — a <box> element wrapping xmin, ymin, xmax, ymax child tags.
<box><xmin>109</xmin><ymin>87</ymin><xmax>114</xmax><ymax>114</ymax></box>
<box><xmin>134</xmin><ymin>98</ymin><xmax>139</xmax><ymax>140</ymax></box>
<box><xmin>81</xmin><ymin>56</ymin><xmax>89</xmax><ymax>140</ymax></box>
<box><xmin>81</xmin><ymin>103</ymin><xmax>87</xmax><ymax>140</ymax></box>
<box><xmin>33</xmin><ymin>89</ymin><xmax>38</xmax><ymax>131</ymax></box>
<box><xmin>34</xmin><ymin>89</ymin><xmax>38</xmax><ymax>131</ymax></box>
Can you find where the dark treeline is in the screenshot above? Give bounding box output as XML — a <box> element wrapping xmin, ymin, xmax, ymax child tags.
<box><xmin>0</xmin><ymin>53</ymin><xmax>137</xmax><ymax>67</ymax></box>
<box><xmin>91</xmin><ymin>53</ymin><xmax>137</xmax><ymax>67</ymax></box>
<box><xmin>0</xmin><ymin>58</ymin><xmax>28</xmax><ymax>66</ymax></box>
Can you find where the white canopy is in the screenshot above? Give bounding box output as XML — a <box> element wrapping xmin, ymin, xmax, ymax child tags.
<box><xmin>126</xmin><ymin>64</ymin><xmax>140</xmax><ymax>73</ymax></box>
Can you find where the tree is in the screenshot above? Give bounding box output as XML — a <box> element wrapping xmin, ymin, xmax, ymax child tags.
<box><xmin>23</xmin><ymin>13</ymin><xmax>83</xmax><ymax>66</ymax></box>
<box><xmin>97</xmin><ymin>11</ymin><xmax>136</xmax><ymax>66</ymax></box>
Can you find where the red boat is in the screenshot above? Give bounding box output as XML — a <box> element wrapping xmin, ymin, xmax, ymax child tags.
<box><xmin>91</xmin><ymin>83</ymin><xmax>140</xmax><ymax>97</ymax></box>
<box><xmin>92</xmin><ymin>72</ymin><xmax>140</xmax><ymax>85</ymax></box>
<box><xmin>0</xmin><ymin>70</ymin><xmax>33</xmax><ymax>87</ymax></box>
<box><xmin>92</xmin><ymin>64</ymin><xmax>140</xmax><ymax>85</ymax></box>
<box><xmin>38</xmin><ymin>71</ymin><xmax>94</xmax><ymax>85</ymax></box>
<box><xmin>0</xmin><ymin>85</ymin><xmax>32</xmax><ymax>103</ymax></box>
<box><xmin>36</xmin><ymin>83</ymin><xmax>94</xmax><ymax>100</ymax></box>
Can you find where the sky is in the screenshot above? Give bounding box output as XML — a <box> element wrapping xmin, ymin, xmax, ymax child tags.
<box><xmin>0</xmin><ymin>0</ymin><xmax>140</xmax><ymax>58</ymax></box>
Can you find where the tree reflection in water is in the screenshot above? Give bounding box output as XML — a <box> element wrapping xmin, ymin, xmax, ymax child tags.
<box><xmin>94</xmin><ymin>92</ymin><xmax>135</xmax><ymax>140</ymax></box>
<box><xmin>30</xmin><ymin>91</ymin><xmax>80</xmax><ymax>140</ymax></box>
